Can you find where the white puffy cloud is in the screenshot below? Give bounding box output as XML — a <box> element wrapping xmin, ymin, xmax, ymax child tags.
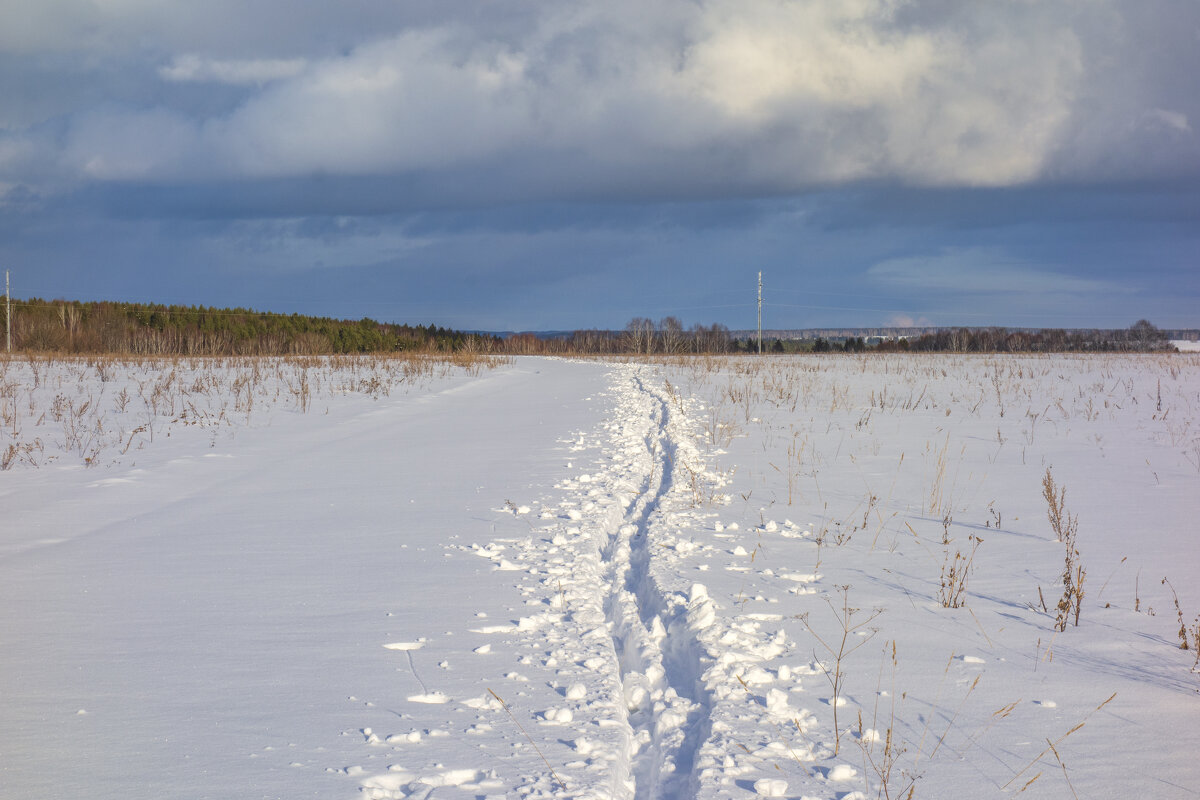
<box><xmin>159</xmin><ymin>55</ymin><xmax>307</xmax><ymax>85</ymax></box>
<box><xmin>208</xmin><ymin>30</ymin><xmax>537</xmax><ymax>176</ymax></box>
<box><xmin>2</xmin><ymin>0</ymin><xmax>1197</xmax><ymax>196</ymax></box>
<box><xmin>673</xmin><ymin>0</ymin><xmax>1084</xmax><ymax>185</ymax></box>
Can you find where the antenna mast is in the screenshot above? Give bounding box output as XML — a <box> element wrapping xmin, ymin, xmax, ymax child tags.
<box><xmin>757</xmin><ymin>271</ymin><xmax>762</xmax><ymax>354</ymax></box>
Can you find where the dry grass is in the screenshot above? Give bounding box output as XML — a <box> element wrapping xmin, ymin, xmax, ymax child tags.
<box><xmin>1042</xmin><ymin>468</ymin><xmax>1085</xmax><ymax>631</ymax></box>
<box><xmin>939</xmin><ymin>533</ymin><xmax>982</xmax><ymax>609</ymax></box>
<box><xmin>796</xmin><ymin>585</ymin><xmax>883</xmax><ymax>755</ymax></box>
<box><xmin>1003</xmin><ymin>692</ymin><xmax>1117</xmax><ymax>796</ymax></box>
<box><xmin>1162</xmin><ymin>577</ymin><xmax>1200</xmax><ymax>672</ymax></box>
<box><xmin>487</xmin><ymin>688</ymin><xmax>568</xmax><ymax>791</ymax></box>
<box><xmin>851</xmin><ymin>641</ymin><xmax>985</xmax><ymax>800</ymax></box>
<box><xmin>0</xmin><ymin>351</ymin><xmax>508</xmax><ymax>470</ymax></box>
<box><xmin>629</xmin><ymin>352</ymin><xmax>1197</xmax><ymax>796</ymax></box>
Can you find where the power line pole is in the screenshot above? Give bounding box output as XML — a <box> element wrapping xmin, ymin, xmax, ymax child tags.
<box><xmin>5</xmin><ymin>270</ymin><xmax>9</xmax><ymax>354</ymax></box>
<box><xmin>757</xmin><ymin>270</ymin><xmax>762</xmax><ymax>354</ymax></box>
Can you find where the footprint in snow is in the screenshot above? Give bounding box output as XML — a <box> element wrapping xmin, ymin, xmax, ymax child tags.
<box><xmin>809</xmin><ymin>764</ymin><xmax>858</xmax><ymax>782</ymax></box>
<box><xmin>87</xmin><ymin>477</ymin><xmax>136</xmax><ymax>488</ymax></box>
<box><xmin>539</xmin><ymin>707</ymin><xmax>574</xmax><ymax>724</ymax></box>
<box><xmin>752</xmin><ymin>777</ymin><xmax>788</xmax><ymax>797</ymax></box>
<box><xmin>406</xmin><ymin>692</ymin><xmax>449</xmax><ymax>704</ymax></box>
<box><xmin>461</xmin><ymin>695</ymin><xmax>502</xmax><ymax>711</ymax></box>
<box><xmin>363</xmin><ymin>770</ymin><xmax>498</xmax><ymax>799</ymax></box>
<box><xmin>558</xmin><ymin>683</ymin><xmax>587</xmax><ymax>700</ymax></box>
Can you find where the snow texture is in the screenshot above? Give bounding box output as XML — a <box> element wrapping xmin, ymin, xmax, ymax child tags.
<box><xmin>2</xmin><ymin>353</ymin><xmax>1199</xmax><ymax>799</ymax></box>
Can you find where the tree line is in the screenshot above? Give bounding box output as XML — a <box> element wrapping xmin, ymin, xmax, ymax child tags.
<box><xmin>872</xmin><ymin>320</ymin><xmax>1173</xmax><ymax>353</ymax></box>
<box><xmin>498</xmin><ymin>317</ymin><xmax>739</xmax><ymax>355</ymax></box>
<box><xmin>501</xmin><ymin>318</ymin><xmax>1177</xmax><ymax>355</ymax></box>
<box><xmin>1</xmin><ymin>300</ymin><xmax>1177</xmax><ymax>356</ymax></box>
<box><xmin>3</xmin><ymin>298</ymin><xmax>496</xmax><ymax>355</ymax></box>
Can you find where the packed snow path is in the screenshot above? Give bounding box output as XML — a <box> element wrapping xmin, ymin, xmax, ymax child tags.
<box><xmin>462</xmin><ymin>363</ymin><xmax>822</xmax><ymax>800</ymax></box>
<box><xmin>597</xmin><ymin>374</ymin><xmax>711</xmax><ymax>799</ymax></box>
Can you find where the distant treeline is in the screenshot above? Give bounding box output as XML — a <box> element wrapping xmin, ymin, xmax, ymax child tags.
<box><xmin>3</xmin><ymin>298</ymin><xmax>496</xmax><ymax>355</ymax></box>
<box><xmin>797</xmin><ymin>321</ymin><xmax>1174</xmax><ymax>354</ymax></box>
<box><xmin>500</xmin><ymin>318</ymin><xmax>1179</xmax><ymax>355</ymax></box>
<box><xmin>500</xmin><ymin>317</ymin><xmax>738</xmax><ymax>355</ymax></box>
<box><xmin>0</xmin><ymin>300</ymin><xmax>1179</xmax><ymax>356</ymax></box>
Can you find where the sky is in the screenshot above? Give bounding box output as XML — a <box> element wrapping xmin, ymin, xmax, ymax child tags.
<box><xmin>1</xmin><ymin>0</ymin><xmax>1198</xmax><ymax>332</ymax></box>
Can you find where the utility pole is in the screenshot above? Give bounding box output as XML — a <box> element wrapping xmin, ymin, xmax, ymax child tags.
<box><xmin>5</xmin><ymin>270</ymin><xmax>9</xmax><ymax>354</ymax></box>
<box><xmin>757</xmin><ymin>270</ymin><xmax>763</xmax><ymax>354</ymax></box>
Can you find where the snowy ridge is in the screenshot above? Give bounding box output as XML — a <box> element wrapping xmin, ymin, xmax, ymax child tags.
<box><xmin>437</xmin><ymin>364</ymin><xmax>722</xmax><ymax>799</ymax></box>
<box><xmin>447</xmin><ymin>361</ymin><xmax>859</xmax><ymax>799</ymax></box>
<box><xmin>607</xmin><ymin>369</ymin><xmax>837</xmax><ymax>799</ymax></box>
<box><xmin>414</xmin><ymin>363</ymin><xmax>738</xmax><ymax>799</ymax></box>
<box><xmin>598</xmin><ymin>370</ymin><xmax>712</xmax><ymax>799</ymax></box>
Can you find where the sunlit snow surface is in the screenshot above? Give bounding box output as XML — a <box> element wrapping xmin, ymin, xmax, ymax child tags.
<box><xmin>2</xmin><ymin>354</ymin><xmax>1198</xmax><ymax>799</ymax></box>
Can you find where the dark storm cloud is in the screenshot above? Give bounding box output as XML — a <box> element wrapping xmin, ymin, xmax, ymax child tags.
<box><xmin>1</xmin><ymin>0</ymin><xmax>1197</xmax><ymax>330</ymax></box>
<box><xmin>807</xmin><ymin>183</ymin><xmax>1200</xmax><ymax>233</ymax></box>
<box><xmin>5</xmin><ymin>0</ymin><xmax>1198</xmax><ymax>202</ymax></box>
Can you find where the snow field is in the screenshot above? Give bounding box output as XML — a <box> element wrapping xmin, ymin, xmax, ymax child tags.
<box><xmin>1</xmin><ymin>357</ymin><xmax>607</xmax><ymax>799</ymax></box>
<box><xmin>635</xmin><ymin>353</ymin><xmax>1200</xmax><ymax>799</ymax></box>
<box><xmin>0</xmin><ymin>352</ymin><xmax>496</xmax><ymax>475</ymax></box>
<box><xmin>2</xmin><ymin>353</ymin><xmax>1198</xmax><ymax>800</ymax></box>
<box><xmin>441</xmin><ymin>354</ymin><xmax>1200</xmax><ymax>799</ymax></box>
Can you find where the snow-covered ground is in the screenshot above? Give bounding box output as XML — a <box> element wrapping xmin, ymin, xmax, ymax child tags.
<box><xmin>2</xmin><ymin>353</ymin><xmax>1198</xmax><ymax>799</ymax></box>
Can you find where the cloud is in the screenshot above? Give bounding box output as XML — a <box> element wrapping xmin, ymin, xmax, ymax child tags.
<box><xmin>210</xmin><ymin>30</ymin><xmax>538</xmax><ymax>177</ymax></box>
<box><xmin>867</xmin><ymin>247</ymin><xmax>1125</xmax><ymax>295</ymax></box>
<box><xmin>1</xmin><ymin>0</ymin><xmax>1198</xmax><ymax>204</ymax></box>
<box><xmin>886</xmin><ymin>314</ymin><xmax>934</xmax><ymax>328</ymax></box>
<box><xmin>1143</xmin><ymin>108</ymin><xmax>1191</xmax><ymax>135</ymax></box>
<box><xmin>63</xmin><ymin>108</ymin><xmax>202</xmax><ymax>180</ymax></box>
<box><xmin>159</xmin><ymin>55</ymin><xmax>307</xmax><ymax>85</ymax></box>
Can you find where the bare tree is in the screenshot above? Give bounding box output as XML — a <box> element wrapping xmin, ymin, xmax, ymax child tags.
<box><xmin>658</xmin><ymin>316</ymin><xmax>686</xmax><ymax>354</ymax></box>
<box><xmin>623</xmin><ymin>317</ymin><xmax>655</xmax><ymax>354</ymax></box>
